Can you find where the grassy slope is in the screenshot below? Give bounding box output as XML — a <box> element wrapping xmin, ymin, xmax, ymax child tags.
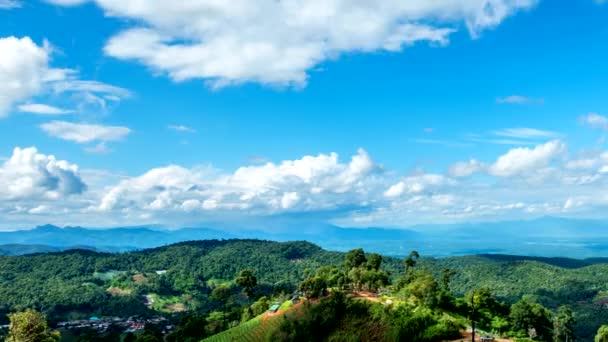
<box><xmin>202</xmin><ymin>300</ymin><xmax>296</xmax><ymax>342</ymax></box>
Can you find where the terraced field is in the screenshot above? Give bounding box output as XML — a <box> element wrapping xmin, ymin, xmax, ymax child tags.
<box><xmin>203</xmin><ymin>300</ymin><xmax>301</xmax><ymax>342</ymax></box>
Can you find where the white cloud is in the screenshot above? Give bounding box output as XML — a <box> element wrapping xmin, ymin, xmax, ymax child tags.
<box><xmin>168</xmin><ymin>125</ymin><xmax>196</xmax><ymax>133</ymax></box>
<box><xmin>488</xmin><ymin>140</ymin><xmax>566</xmax><ymax>177</ymax></box>
<box><xmin>448</xmin><ymin>159</ymin><xmax>485</xmax><ymax>177</ymax></box>
<box><xmin>0</xmin><ymin>37</ymin><xmax>66</xmax><ymax>117</ymax></box>
<box><xmin>281</xmin><ymin>192</ymin><xmax>301</xmax><ymax>209</ymax></box>
<box><xmin>384</xmin><ymin>174</ymin><xmax>448</xmax><ymax>198</ymax></box>
<box><xmin>10</xmin><ymin>140</ymin><xmax>608</xmax><ymax>227</ymax></box>
<box><xmin>18</xmin><ymin>103</ymin><xmax>74</xmax><ymax>115</ymax></box>
<box><xmin>51</xmin><ymin>80</ymin><xmax>131</xmax><ymax>98</ymax></box>
<box><xmin>0</xmin><ymin>0</ymin><xmax>20</xmax><ymax>9</ymax></box>
<box><xmin>493</xmin><ymin>128</ymin><xmax>560</xmax><ymax>139</ymax></box>
<box><xmin>0</xmin><ymin>36</ymin><xmax>131</xmax><ymax>118</ymax></box>
<box><xmin>580</xmin><ymin>113</ymin><xmax>608</xmax><ymax>130</ymax></box>
<box><xmin>0</xmin><ymin>147</ymin><xmax>86</xmax><ymax>201</ymax></box>
<box><xmin>40</xmin><ymin>121</ymin><xmax>131</xmax><ymax>144</ymax></box>
<box><xmin>98</xmin><ymin>149</ymin><xmax>381</xmax><ymax>214</ymax></box>
<box><xmin>496</xmin><ymin>95</ymin><xmax>543</xmax><ymax>104</ymax></box>
<box><xmin>48</xmin><ymin>0</ymin><xmax>536</xmax><ymax>88</ymax></box>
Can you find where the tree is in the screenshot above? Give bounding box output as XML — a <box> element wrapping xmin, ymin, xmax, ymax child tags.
<box><xmin>553</xmin><ymin>306</ymin><xmax>575</xmax><ymax>342</ymax></box>
<box><xmin>299</xmin><ymin>277</ymin><xmax>327</xmax><ymax>299</ymax></box>
<box><xmin>5</xmin><ymin>309</ymin><xmax>60</xmax><ymax>342</ymax></box>
<box><xmin>510</xmin><ymin>296</ymin><xmax>553</xmax><ymax>341</ymax></box>
<box><xmin>166</xmin><ymin>316</ymin><xmax>208</xmax><ymax>342</ymax></box>
<box><xmin>211</xmin><ymin>285</ymin><xmax>232</xmax><ymax>302</ymax></box>
<box><xmin>441</xmin><ymin>268</ymin><xmax>456</xmax><ymax>291</ymax></box>
<box><xmin>348</xmin><ymin>267</ymin><xmax>364</xmax><ymax>291</ymax></box>
<box><xmin>404</xmin><ymin>250</ymin><xmax>420</xmax><ymax>274</ymax></box>
<box><xmin>366</xmin><ymin>253</ymin><xmax>383</xmax><ymax>271</ymax></box>
<box><xmin>344</xmin><ymin>248</ymin><xmax>367</xmax><ymax>270</ymax></box>
<box><xmin>405</xmin><ymin>270</ymin><xmax>439</xmax><ymax>307</ymax></box>
<box><xmin>235</xmin><ymin>269</ymin><xmax>257</xmax><ymax>296</ymax></box>
<box><xmin>596</xmin><ymin>325</ymin><xmax>608</xmax><ymax>342</ymax></box>
<box><xmin>491</xmin><ymin>316</ymin><xmax>510</xmax><ymax>335</ymax></box>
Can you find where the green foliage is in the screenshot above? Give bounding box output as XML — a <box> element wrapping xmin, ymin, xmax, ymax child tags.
<box><xmin>366</xmin><ymin>253</ymin><xmax>383</xmax><ymax>271</ymax></box>
<box><xmin>166</xmin><ymin>316</ymin><xmax>208</xmax><ymax>342</ymax></box>
<box><xmin>553</xmin><ymin>306</ymin><xmax>575</xmax><ymax>342</ymax></box>
<box><xmin>344</xmin><ymin>248</ymin><xmax>367</xmax><ymax>270</ymax></box>
<box><xmin>404</xmin><ymin>250</ymin><xmax>420</xmax><ymax>274</ymax></box>
<box><xmin>235</xmin><ymin>270</ymin><xmax>257</xmax><ymax>296</ymax></box>
<box><xmin>510</xmin><ymin>295</ymin><xmax>553</xmax><ymax>341</ymax></box>
<box><xmin>299</xmin><ymin>277</ymin><xmax>327</xmax><ymax>299</ymax></box>
<box><xmin>595</xmin><ymin>325</ymin><xmax>608</xmax><ymax>342</ymax></box>
<box><xmin>5</xmin><ymin>309</ymin><xmax>60</xmax><ymax>342</ymax></box>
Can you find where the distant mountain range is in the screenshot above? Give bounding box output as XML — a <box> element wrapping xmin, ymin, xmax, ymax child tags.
<box><xmin>3</xmin><ymin>216</ymin><xmax>608</xmax><ymax>258</ymax></box>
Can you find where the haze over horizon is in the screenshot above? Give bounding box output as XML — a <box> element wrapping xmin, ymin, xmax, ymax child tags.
<box><xmin>2</xmin><ymin>0</ymin><xmax>608</xmax><ymax>231</ymax></box>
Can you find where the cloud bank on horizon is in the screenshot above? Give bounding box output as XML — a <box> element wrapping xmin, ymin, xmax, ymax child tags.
<box><xmin>3</xmin><ymin>120</ymin><xmax>608</xmax><ymax>229</ymax></box>
<box><xmin>1</xmin><ymin>0</ymin><xmax>608</xmax><ymax>229</ymax></box>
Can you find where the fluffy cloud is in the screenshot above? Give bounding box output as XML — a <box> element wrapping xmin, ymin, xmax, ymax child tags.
<box><xmin>0</xmin><ymin>37</ymin><xmax>65</xmax><ymax>117</ymax></box>
<box><xmin>47</xmin><ymin>0</ymin><xmax>536</xmax><ymax>88</ymax></box>
<box><xmin>0</xmin><ymin>36</ymin><xmax>131</xmax><ymax>118</ymax></box>
<box><xmin>488</xmin><ymin>140</ymin><xmax>566</xmax><ymax>177</ymax></box>
<box><xmin>40</xmin><ymin>121</ymin><xmax>131</xmax><ymax>144</ymax></box>
<box><xmin>0</xmin><ymin>147</ymin><xmax>86</xmax><ymax>201</ymax></box>
<box><xmin>9</xmin><ymin>139</ymin><xmax>608</xmax><ymax>227</ymax></box>
<box><xmin>384</xmin><ymin>174</ymin><xmax>449</xmax><ymax>198</ymax></box>
<box><xmin>98</xmin><ymin>149</ymin><xmax>381</xmax><ymax>215</ymax></box>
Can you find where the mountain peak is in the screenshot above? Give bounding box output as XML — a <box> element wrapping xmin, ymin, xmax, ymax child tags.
<box><xmin>34</xmin><ymin>224</ymin><xmax>62</xmax><ymax>232</ymax></box>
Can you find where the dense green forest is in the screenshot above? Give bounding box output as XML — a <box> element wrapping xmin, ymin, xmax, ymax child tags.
<box><xmin>1</xmin><ymin>240</ymin><xmax>608</xmax><ymax>341</ymax></box>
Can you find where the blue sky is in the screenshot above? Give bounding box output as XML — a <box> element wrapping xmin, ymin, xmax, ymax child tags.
<box><xmin>1</xmin><ymin>0</ymin><xmax>608</xmax><ymax>230</ymax></box>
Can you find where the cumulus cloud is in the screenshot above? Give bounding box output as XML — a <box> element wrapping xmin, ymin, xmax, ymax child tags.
<box><xmin>40</xmin><ymin>121</ymin><xmax>131</xmax><ymax>144</ymax></box>
<box><xmin>9</xmin><ymin>140</ymin><xmax>608</xmax><ymax>227</ymax></box>
<box><xmin>0</xmin><ymin>37</ymin><xmax>66</xmax><ymax>117</ymax></box>
<box><xmin>0</xmin><ymin>36</ymin><xmax>131</xmax><ymax>118</ymax></box>
<box><xmin>0</xmin><ymin>147</ymin><xmax>86</xmax><ymax>201</ymax></box>
<box><xmin>98</xmin><ymin>149</ymin><xmax>381</xmax><ymax>215</ymax></box>
<box><xmin>18</xmin><ymin>103</ymin><xmax>74</xmax><ymax>115</ymax></box>
<box><xmin>488</xmin><ymin>140</ymin><xmax>566</xmax><ymax>177</ymax></box>
<box><xmin>384</xmin><ymin>174</ymin><xmax>449</xmax><ymax>198</ymax></box>
<box><xmin>47</xmin><ymin>0</ymin><xmax>536</xmax><ymax>88</ymax></box>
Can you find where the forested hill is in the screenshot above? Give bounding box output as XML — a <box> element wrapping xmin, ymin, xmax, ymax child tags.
<box><xmin>0</xmin><ymin>240</ymin><xmax>348</xmax><ymax>323</ymax></box>
<box><xmin>2</xmin><ymin>239</ymin><xmax>608</xmax><ymax>340</ymax></box>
